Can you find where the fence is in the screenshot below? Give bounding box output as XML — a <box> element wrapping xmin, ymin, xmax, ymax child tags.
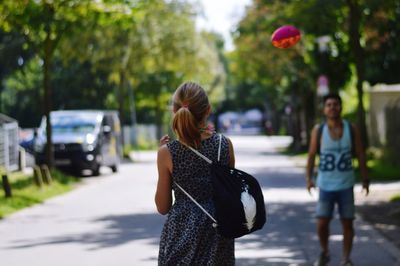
<box><xmin>384</xmin><ymin>100</ymin><xmax>400</xmax><ymax>164</ymax></box>
<box><xmin>369</xmin><ymin>84</ymin><xmax>400</xmax><ymax>164</ymax></box>
<box><xmin>0</xmin><ymin>116</ymin><xmax>19</xmax><ymax>172</ymax></box>
<box><xmin>369</xmin><ymin>84</ymin><xmax>400</xmax><ymax>147</ymax></box>
<box><xmin>123</xmin><ymin>124</ymin><xmax>158</xmax><ymax>147</ymax></box>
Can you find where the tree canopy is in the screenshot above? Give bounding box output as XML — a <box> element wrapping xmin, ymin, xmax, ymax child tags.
<box><xmin>1</xmin><ymin>0</ymin><xmax>399</xmax><ymax>155</ymax></box>
<box><xmin>229</xmin><ymin>0</ymin><xmax>400</xmax><ymax>149</ymax></box>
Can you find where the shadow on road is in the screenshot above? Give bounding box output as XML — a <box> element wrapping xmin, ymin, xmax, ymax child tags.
<box><xmin>253</xmin><ymin>168</ymin><xmax>307</xmax><ymax>189</ymax></box>
<box><xmin>235</xmin><ymin>201</ymin><xmax>316</xmax><ymax>265</ymax></box>
<box><xmin>236</xmin><ymin>200</ymin><xmax>395</xmax><ymax>265</ymax></box>
<box><xmin>6</xmin><ymin>213</ymin><xmax>164</xmax><ymax>251</ymax></box>
<box><xmin>4</xmin><ymin>196</ymin><xmax>393</xmax><ymax>265</ymax></box>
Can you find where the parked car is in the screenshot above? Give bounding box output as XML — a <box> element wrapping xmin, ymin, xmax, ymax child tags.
<box><xmin>20</xmin><ymin>136</ymin><xmax>35</xmax><ymax>154</ymax></box>
<box><xmin>34</xmin><ymin>110</ymin><xmax>122</xmax><ymax>176</ymax></box>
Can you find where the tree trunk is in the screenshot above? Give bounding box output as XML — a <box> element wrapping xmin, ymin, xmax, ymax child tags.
<box><xmin>155</xmin><ymin>95</ymin><xmax>163</xmax><ymax>140</ymax></box>
<box><xmin>44</xmin><ymin>34</ymin><xmax>54</xmax><ymax>169</ymax></box>
<box><xmin>0</xmin><ymin>74</ymin><xmax>3</xmax><ymax>113</ymax></box>
<box><xmin>290</xmin><ymin>83</ymin><xmax>303</xmax><ymax>151</ymax></box>
<box><xmin>118</xmin><ymin>37</ymin><xmax>133</xmax><ymax>147</ymax></box>
<box><xmin>347</xmin><ymin>0</ymin><xmax>369</xmax><ymax>148</ymax></box>
<box><xmin>304</xmin><ymin>90</ymin><xmax>315</xmax><ymax>147</ymax></box>
<box><xmin>118</xmin><ymin>71</ymin><xmax>126</xmax><ymax>146</ymax></box>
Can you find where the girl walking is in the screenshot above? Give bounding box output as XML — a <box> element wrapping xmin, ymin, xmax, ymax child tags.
<box><xmin>155</xmin><ymin>81</ymin><xmax>235</xmax><ymax>265</ymax></box>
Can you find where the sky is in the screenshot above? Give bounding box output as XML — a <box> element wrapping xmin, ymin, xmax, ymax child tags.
<box><xmin>196</xmin><ymin>0</ymin><xmax>251</xmax><ymax>51</ymax></box>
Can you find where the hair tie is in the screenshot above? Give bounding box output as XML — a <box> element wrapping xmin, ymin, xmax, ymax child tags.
<box><xmin>182</xmin><ymin>103</ymin><xmax>189</xmax><ymax>108</ymax></box>
<box><xmin>199</xmin><ymin>124</ymin><xmax>215</xmax><ymax>133</ymax></box>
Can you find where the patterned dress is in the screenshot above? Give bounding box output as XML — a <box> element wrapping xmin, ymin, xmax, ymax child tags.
<box><xmin>158</xmin><ymin>133</ymin><xmax>235</xmax><ymax>266</ymax></box>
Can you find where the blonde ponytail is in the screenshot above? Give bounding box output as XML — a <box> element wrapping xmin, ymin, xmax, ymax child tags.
<box><xmin>172</xmin><ymin>82</ymin><xmax>210</xmax><ymax>148</ymax></box>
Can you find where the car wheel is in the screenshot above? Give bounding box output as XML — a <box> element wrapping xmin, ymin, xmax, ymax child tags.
<box><xmin>92</xmin><ymin>165</ymin><xmax>100</xmax><ymax>176</ymax></box>
<box><xmin>110</xmin><ymin>165</ymin><xmax>118</xmax><ymax>173</ymax></box>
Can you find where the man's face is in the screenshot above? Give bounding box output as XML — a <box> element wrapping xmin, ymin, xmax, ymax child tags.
<box><xmin>323</xmin><ymin>98</ymin><xmax>342</xmax><ymax>119</ymax></box>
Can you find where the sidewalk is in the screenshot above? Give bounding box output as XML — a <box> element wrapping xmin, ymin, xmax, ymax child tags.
<box><xmin>355</xmin><ymin>181</ymin><xmax>400</xmax><ymax>258</ymax></box>
<box><xmin>288</xmin><ymin>152</ymin><xmax>400</xmax><ymax>264</ymax></box>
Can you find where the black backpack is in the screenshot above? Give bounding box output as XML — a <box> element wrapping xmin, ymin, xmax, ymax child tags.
<box><xmin>175</xmin><ymin>134</ymin><xmax>267</xmax><ymax>239</ymax></box>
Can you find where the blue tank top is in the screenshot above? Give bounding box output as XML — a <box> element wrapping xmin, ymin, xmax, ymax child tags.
<box><xmin>317</xmin><ymin>120</ymin><xmax>355</xmax><ymax>191</ymax></box>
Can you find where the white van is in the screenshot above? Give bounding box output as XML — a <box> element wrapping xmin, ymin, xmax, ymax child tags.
<box><xmin>34</xmin><ymin>110</ymin><xmax>122</xmax><ymax>176</ymax></box>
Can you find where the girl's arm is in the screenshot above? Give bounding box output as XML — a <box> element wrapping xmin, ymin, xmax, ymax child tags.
<box><xmin>155</xmin><ymin>145</ymin><xmax>173</xmax><ymax>214</ymax></box>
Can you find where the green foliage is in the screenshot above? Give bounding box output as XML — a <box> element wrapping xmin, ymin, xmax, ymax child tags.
<box><xmin>133</xmin><ymin>140</ymin><xmax>158</xmax><ymax>151</ymax></box>
<box><xmin>363</xmin><ymin>0</ymin><xmax>400</xmax><ymax>85</ymax></box>
<box><xmin>0</xmin><ymin>30</ymin><xmax>35</xmax><ymax>81</ymax></box>
<box><xmin>0</xmin><ymin>170</ymin><xmax>79</xmax><ymax>219</ymax></box>
<box><xmin>390</xmin><ymin>194</ymin><xmax>400</xmax><ymax>202</ymax></box>
<box><xmin>3</xmin><ymin>56</ymin><xmax>43</xmax><ymax>127</ymax></box>
<box><xmin>353</xmin><ymin>158</ymin><xmax>400</xmax><ymax>182</ymax></box>
<box><xmin>123</xmin><ymin>144</ymin><xmax>132</xmax><ymax>158</ymax></box>
<box><xmin>1</xmin><ymin>0</ymin><xmax>399</xmax><ymax>146</ymax></box>
<box><xmin>123</xmin><ymin>136</ymin><xmax>158</xmax><ymax>159</ymax></box>
<box><xmin>0</xmin><ymin>0</ymin><xmax>227</xmax><ymax>132</ymax></box>
<box><xmin>229</xmin><ymin>0</ymin><xmax>400</xmax><ymax>150</ymax></box>
<box><xmin>230</xmin><ymin>0</ymin><xmax>352</xmax><ymax>110</ymax></box>
<box><xmin>50</xmin><ymin>58</ymin><xmax>113</xmax><ymax>110</ymax></box>
<box><xmin>0</xmin><ymin>0</ymin><xmax>99</xmax><ymax>61</ymax></box>
<box><xmin>135</xmin><ymin>71</ymin><xmax>181</xmax><ymax>123</ymax></box>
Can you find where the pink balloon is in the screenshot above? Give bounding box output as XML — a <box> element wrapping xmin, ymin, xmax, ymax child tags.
<box><xmin>271</xmin><ymin>25</ymin><xmax>301</xmax><ymax>49</ymax></box>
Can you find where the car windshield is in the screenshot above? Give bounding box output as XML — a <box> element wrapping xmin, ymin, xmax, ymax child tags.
<box><xmin>51</xmin><ymin>115</ymin><xmax>97</xmax><ymax>134</ymax></box>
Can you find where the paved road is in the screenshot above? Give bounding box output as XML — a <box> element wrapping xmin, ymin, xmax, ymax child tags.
<box><xmin>0</xmin><ymin>136</ymin><xmax>399</xmax><ymax>265</ymax></box>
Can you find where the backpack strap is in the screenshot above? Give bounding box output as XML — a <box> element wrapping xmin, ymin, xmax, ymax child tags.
<box><xmin>174</xmin><ymin>182</ymin><xmax>218</xmax><ymax>226</ymax></box>
<box><xmin>186</xmin><ymin>134</ymin><xmax>223</xmax><ymax>164</ymax></box>
<box><xmin>217</xmin><ymin>134</ymin><xmax>222</xmax><ymax>162</ymax></box>
<box><xmin>317</xmin><ymin>123</ymin><xmax>325</xmax><ymax>155</ymax></box>
<box><xmin>348</xmin><ymin>122</ymin><xmax>355</xmax><ymax>157</ymax></box>
<box><xmin>317</xmin><ymin>121</ymin><xmax>355</xmax><ymax>156</ymax></box>
<box><xmin>187</xmin><ymin>146</ymin><xmax>213</xmax><ymax>164</ymax></box>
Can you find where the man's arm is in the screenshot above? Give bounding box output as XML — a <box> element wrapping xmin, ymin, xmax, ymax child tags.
<box><xmin>352</xmin><ymin>124</ymin><xmax>369</xmax><ymax>195</ymax></box>
<box><xmin>306</xmin><ymin>125</ymin><xmax>319</xmax><ymax>193</ymax></box>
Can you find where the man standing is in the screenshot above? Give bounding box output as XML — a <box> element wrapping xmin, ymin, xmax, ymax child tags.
<box><xmin>306</xmin><ymin>93</ymin><xmax>370</xmax><ymax>266</ymax></box>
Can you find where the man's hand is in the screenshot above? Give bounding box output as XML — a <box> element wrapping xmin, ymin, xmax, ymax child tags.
<box><xmin>159</xmin><ymin>135</ymin><xmax>170</xmax><ymax>147</ymax></box>
<box><xmin>306</xmin><ymin>178</ymin><xmax>315</xmax><ymax>195</ymax></box>
<box><xmin>362</xmin><ymin>179</ymin><xmax>370</xmax><ymax>196</ymax></box>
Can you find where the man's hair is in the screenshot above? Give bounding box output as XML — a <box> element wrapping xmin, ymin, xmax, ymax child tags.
<box><xmin>323</xmin><ymin>93</ymin><xmax>342</xmax><ymax>105</ymax></box>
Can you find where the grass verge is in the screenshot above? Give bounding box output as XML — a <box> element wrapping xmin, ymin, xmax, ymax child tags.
<box><xmin>0</xmin><ymin>170</ymin><xmax>79</xmax><ymax>219</ymax></box>
<box><xmin>123</xmin><ymin>141</ymin><xmax>158</xmax><ymax>158</ymax></box>
<box><xmin>390</xmin><ymin>194</ymin><xmax>400</xmax><ymax>202</ymax></box>
<box><xmin>354</xmin><ymin>159</ymin><xmax>400</xmax><ymax>182</ymax></box>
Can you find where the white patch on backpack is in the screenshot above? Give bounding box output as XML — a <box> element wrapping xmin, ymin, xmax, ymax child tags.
<box><xmin>241</xmin><ymin>184</ymin><xmax>256</xmax><ymax>231</ymax></box>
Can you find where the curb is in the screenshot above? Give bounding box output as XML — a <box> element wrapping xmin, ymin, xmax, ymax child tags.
<box><xmin>355</xmin><ymin>213</ymin><xmax>400</xmax><ymax>264</ymax></box>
